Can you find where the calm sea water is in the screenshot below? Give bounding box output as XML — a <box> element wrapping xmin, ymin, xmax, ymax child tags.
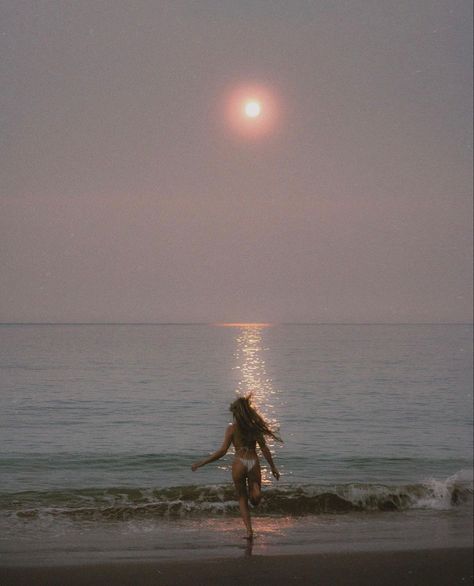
<box><xmin>0</xmin><ymin>323</ymin><xmax>472</xmax><ymax>564</ymax></box>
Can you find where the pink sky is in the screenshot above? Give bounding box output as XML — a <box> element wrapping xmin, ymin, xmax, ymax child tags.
<box><xmin>1</xmin><ymin>1</ymin><xmax>472</xmax><ymax>323</ymax></box>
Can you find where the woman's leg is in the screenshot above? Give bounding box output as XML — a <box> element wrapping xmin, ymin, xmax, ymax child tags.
<box><xmin>247</xmin><ymin>460</ymin><xmax>262</xmax><ymax>506</ymax></box>
<box><xmin>232</xmin><ymin>459</ymin><xmax>253</xmax><ymax>538</ymax></box>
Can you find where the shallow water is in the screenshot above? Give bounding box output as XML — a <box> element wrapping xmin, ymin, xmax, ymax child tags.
<box><xmin>0</xmin><ymin>323</ymin><xmax>472</xmax><ymax>564</ymax></box>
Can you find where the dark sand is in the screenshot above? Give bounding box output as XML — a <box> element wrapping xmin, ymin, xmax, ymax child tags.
<box><xmin>1</xmin><ymin>548</ymin><xmax>472</xmax><ymax>586</ymax></box>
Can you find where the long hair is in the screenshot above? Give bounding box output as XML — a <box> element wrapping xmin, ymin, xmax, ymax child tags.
<box><xmin>229</xmin><ymin>395</ymin><xmax>282</xmax><ymax>443</ymax></box>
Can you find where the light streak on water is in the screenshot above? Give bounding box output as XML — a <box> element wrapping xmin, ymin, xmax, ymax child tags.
<box><xmin>230</xmin><ymin>324</ymin><xmax>281</xmax><ymax>484</ymax></box>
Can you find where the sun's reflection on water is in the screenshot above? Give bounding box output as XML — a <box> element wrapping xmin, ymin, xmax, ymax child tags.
<box><xmin>195</xmin><ymin>515</ymin><xmax>295</xmax><ymax>557</ymax></box>
<box><xmin>228</xmin><ymin>323</ymin><xmax>281</xmax><ymax>485</ymax></box>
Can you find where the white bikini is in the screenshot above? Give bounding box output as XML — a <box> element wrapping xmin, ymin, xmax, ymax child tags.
<box><xmin>235</xmin><ymin>446</ymin><xmax>257</xmax><ymax>471</ymax></box>
<box><xmin>238</xmin><ymin>456</ymin><xmax>257</xmax><ymax>471</ymax></box>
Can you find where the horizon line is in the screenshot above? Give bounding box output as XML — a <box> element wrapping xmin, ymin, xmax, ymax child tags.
<box><xmin>0</xmin><ymin>321</ymin><xmax>472</xmax><ymax>326</ymax></box>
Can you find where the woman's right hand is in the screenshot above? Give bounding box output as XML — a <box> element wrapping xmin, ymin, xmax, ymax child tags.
<box><xmin>271</xmin><ymin>467</ymin><xmax>280</xmax><ymax>480</ymax></box>
<box><xmin>191</xmin><ymin>463</ymin><xmax>199</xmax><ymax>472</ymax></box>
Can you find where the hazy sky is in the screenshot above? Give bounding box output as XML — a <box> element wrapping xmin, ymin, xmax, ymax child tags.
<box><xmin>1</xmin><ymin>0</ymin><xmax>472</xmax><ymax>323</ymax></box>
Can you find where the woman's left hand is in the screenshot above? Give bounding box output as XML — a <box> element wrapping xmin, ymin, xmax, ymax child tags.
<box><xmin>272</xmin><ymin>468</ymin><xmax>280</xmax><ymax>480</ymax></box>
<box><xmin>191</xmin><ymin>463</ymin><xmax>199</xmax><ymax>472</ymax></box>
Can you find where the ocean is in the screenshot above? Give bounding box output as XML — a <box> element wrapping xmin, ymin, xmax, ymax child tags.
<box><xmin>0</xmin><ymin>323</ymin><xmax>472</xmax><ymax>565</ymax></box>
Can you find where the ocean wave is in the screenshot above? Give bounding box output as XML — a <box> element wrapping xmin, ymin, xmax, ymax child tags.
<box><xmin>1</xmin><ymin>472</ymin><xmax>472</xmax><ymax>522</ymax></box>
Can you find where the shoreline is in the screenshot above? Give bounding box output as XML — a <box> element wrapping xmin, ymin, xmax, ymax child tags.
<box><xmin>1</xmin><ymin>548</ymin><xmax>472</xmax><ymax>586</ymax></box>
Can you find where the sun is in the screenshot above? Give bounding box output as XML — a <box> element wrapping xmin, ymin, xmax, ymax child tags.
<box><xmin>244</xmin><ymin>100</ymin><xmax>262</xmax><ymax>118</ymax></box>
<box><xmin>222</xmin><ymin>83</ymin><xmax>279</xmax><ymax>139</ymax></box>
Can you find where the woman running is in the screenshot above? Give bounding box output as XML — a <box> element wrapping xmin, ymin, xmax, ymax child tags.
<box><xmin>191</xmin><ymin>395</ymin><xmax>281</xmax><ymax>540</ymax></box>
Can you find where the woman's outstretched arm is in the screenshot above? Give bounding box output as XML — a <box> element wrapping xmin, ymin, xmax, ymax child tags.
<box><xmin>191</xmin><ymin>424</ymin><xmax>234</xmax><ymax>471</ymax></box>
<box><xmin>257</xmin><ymin>436</ymin><xmax>280</xmax><ymax>480</ymax></box>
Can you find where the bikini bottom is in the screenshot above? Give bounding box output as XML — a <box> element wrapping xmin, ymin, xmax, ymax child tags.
<box><xmin>237</xmin><ymin>457</ymin><xmax>257</xmax><ymax>471</ymax></box>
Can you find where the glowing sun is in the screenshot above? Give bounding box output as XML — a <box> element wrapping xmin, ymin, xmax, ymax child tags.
<box><xmin>244</xmin><ymin>100</ymin><xmax>262</xmax><ymax>118</ymax></box>
<box><xmin>223</xmin><ymin>83</ymin><xmax>279</xmax><ymax>139</ymax></box>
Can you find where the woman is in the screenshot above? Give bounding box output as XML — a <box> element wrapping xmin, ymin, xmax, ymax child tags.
<box><xmin>191</xmin><ymin>395</ymin><xmax>281</xmax><ymax>540</ymax></box>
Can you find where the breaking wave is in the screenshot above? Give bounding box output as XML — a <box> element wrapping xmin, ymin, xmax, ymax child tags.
<box><xmin>2</xmin><ymin>471</ymin><xmax>472</xmax><ymax>522</ymax></box>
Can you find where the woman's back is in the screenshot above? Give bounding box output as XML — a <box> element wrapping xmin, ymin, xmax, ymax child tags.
<box><xmin>232</xmin><ymin>423</ymin><xmax>258</xmax><ymax>451</ymax></box>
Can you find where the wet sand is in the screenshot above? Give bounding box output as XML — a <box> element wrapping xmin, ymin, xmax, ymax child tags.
<box><xmin>1</xmin><ymin>548</ymin><xmax>472</xmax><ymax>586</ymax></box>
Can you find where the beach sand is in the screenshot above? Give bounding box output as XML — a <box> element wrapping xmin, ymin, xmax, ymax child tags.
<box><xmin>1</xmin><ymin>548</ymin><xmax>472</xmax><ymax>586</ymax></box>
